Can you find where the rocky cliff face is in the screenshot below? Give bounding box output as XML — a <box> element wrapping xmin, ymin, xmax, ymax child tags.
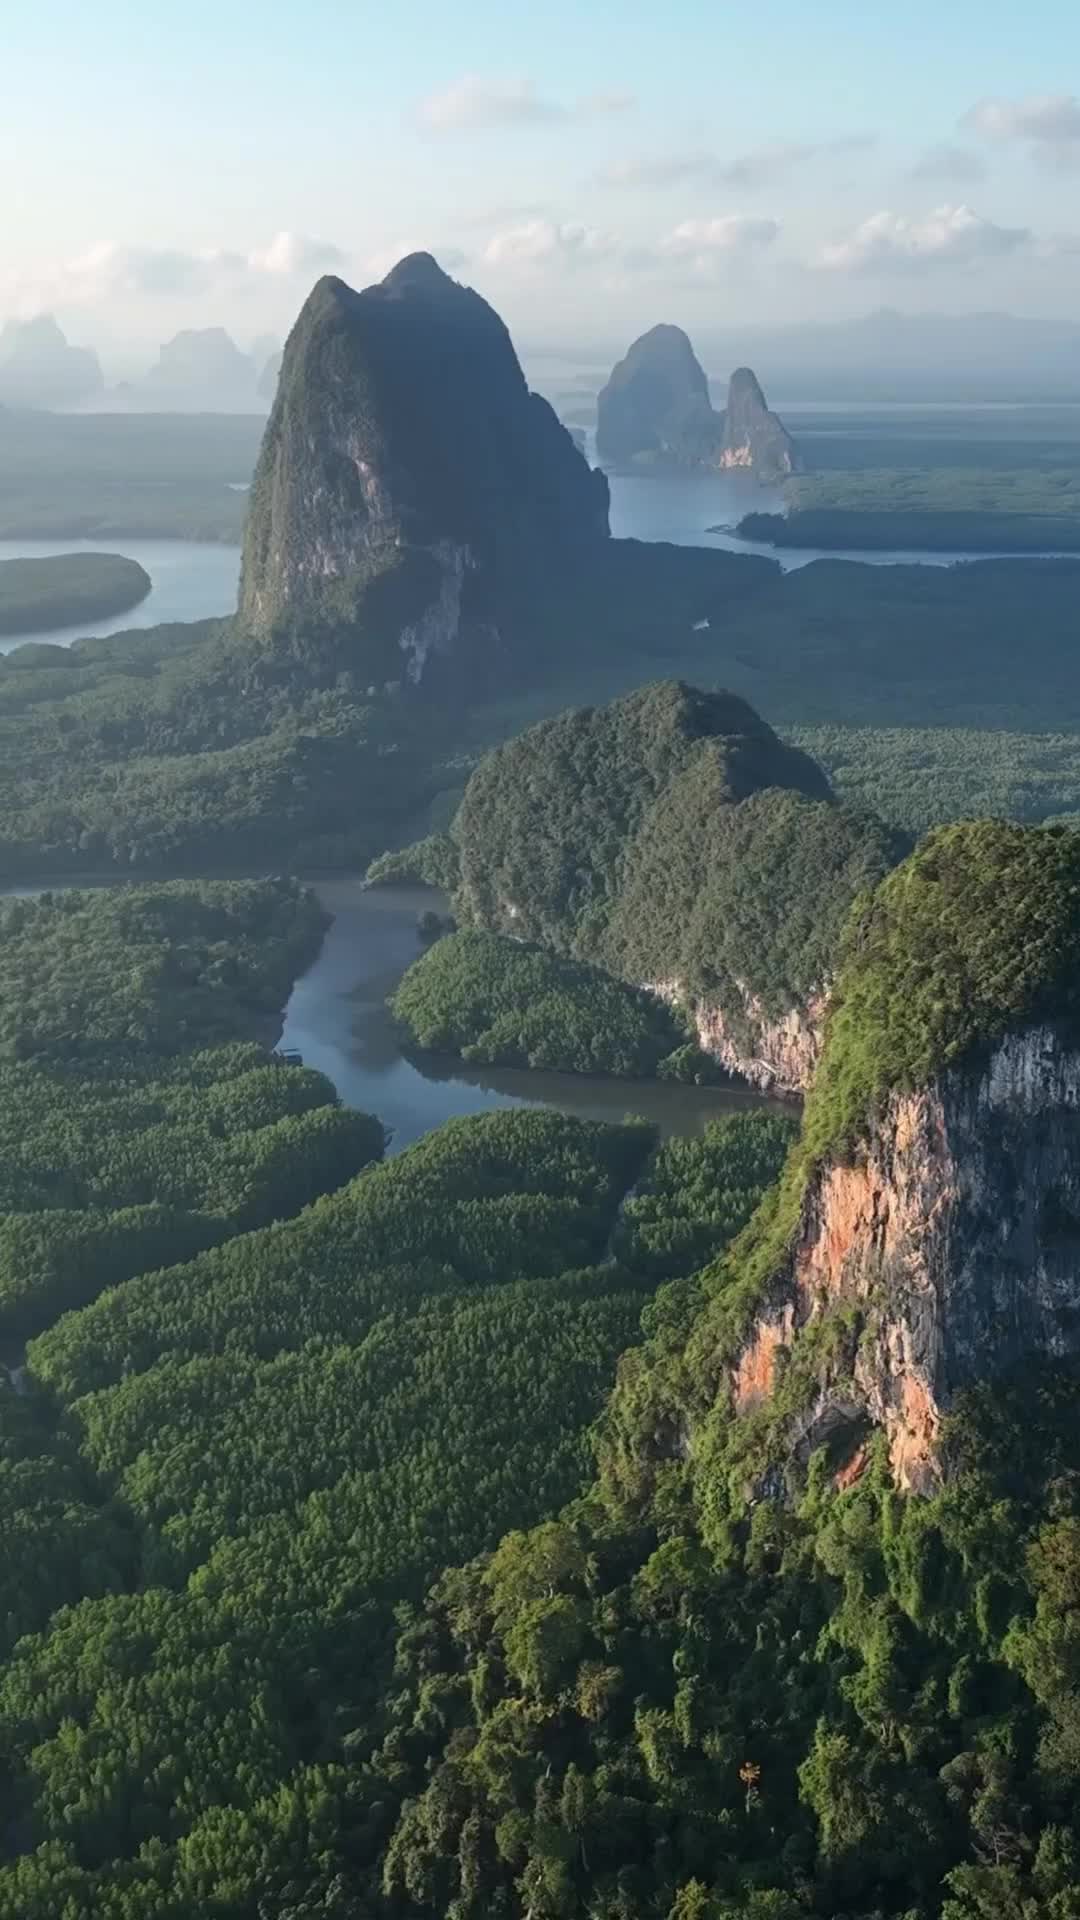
<box><xmin>719</xmin><ymin>367</ymin><xmax>799</xmax><ymax>481</ymax></box>
<box><xmin>596</xmin><ymin>332</ymin><xmax>799</xmax><ymax>480</ymax></box>
<box><xmin>595</xmin><ymin>324</ymin><xmax>721</xmax><ymax>466</ymax></box>
<box><xmin>650</xmin><ymin>976</ymin><xmax>825</xmax><ymax>1093</ymax></box>
<box><xmin>734</xmin><ymin>1031</ymin><xmax>1080</xmax><ymax>1490</ymax></box>
<box><xmin>239</xmin><ymin>253</ymin><xmax>609</xmax><ymax>674</ymax></box>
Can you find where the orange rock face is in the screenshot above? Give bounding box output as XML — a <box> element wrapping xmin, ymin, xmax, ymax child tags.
<box><xmin>729</xmin><ymin>1025</ymin><xmax>1080</xmax><ymax>1491</ymax></box>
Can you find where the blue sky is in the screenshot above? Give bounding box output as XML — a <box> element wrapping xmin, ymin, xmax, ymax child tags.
<box><xmin>5</xmin><ymin>0</ymin><xmax>1080</xmax><ymax>364</ymax></box>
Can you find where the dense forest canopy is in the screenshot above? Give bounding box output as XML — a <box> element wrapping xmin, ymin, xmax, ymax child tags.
<box><xmin>391</xmin><ymin>928</ymin><xmax>719</xmax><ymax>1080</ymax></box>
<box><xmin>444</xmin><ymin>683</ymin><xmax>898</xmax><ymax>1075</ymax></box>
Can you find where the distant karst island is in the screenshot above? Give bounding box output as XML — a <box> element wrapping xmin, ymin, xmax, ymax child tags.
<box><xmin>596</xmin><ymin>322</ymin><xmax>800</xmax><ymax>482</ymax></box>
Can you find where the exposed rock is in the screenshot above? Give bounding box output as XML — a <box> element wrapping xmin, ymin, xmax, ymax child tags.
<box><xmin>725</xmin><ymin>821</ymin><xmax>1080</xmax><ymax>1493</ymax></box>
<box><xmin>650</xmin><ymin>976</ymin><xmax>825</xmax><ymax>1094</ymax></box>
<box><xmin>733</xmin><ymin>1024</ymin><xmax>1080</xmax><ymax>1489</ymax></box>
<box><xmin>238</xmin><ymin>252</ymin><xmax>609</xmax><ymax>674</ymax></box>
<box><xmin>0</xmin><ymin>315</ymin><xmax>103</xmax><ymax>411</ymax></box>
<box><xmin>719</xmin><ymin>367</ymin><xmax>799</xmax><ymax>481</ymax></box>
<box><xmin>595</xmin><ymin>324</ymin><xmax>721</xmax><ymax>466</ymax></box>
<box><xmin>595</xmin><ymin>327</ymin><xmax>799</xmax><ymax>480</ymax></box>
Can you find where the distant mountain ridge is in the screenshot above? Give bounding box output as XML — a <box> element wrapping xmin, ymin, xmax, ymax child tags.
<box><xmin>0</xmin><ymin>315</ymin><xmax>103</xmax><ymax>411</ymax></box>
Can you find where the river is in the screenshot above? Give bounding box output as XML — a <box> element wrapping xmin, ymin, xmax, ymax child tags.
<box><xmin>279</xmin><ymin>878</ymin><xmax>788</xmax><ymax>1153</ymax></box>
<box><xmin>2</xmin><ymin>469</ymin><xmax>1068</xmax><ymax>655</ymax></box>
<box><xmin>1</xmin><ymin>872</ymin><xmax>790</xmax><ymax>1154</ymax></box>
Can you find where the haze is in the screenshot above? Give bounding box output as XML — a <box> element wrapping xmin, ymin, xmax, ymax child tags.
<box><xmin>5</xmin><ymin>0</ymin><xmax>1080</xmax><ymax>399</ymax></box>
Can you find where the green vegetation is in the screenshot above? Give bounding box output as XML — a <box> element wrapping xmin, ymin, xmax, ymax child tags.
<box><xmin>0</xmin><ymin>1101</ymin><xmax>788</xmax><ymax>1914</ymax></box>
<box><xmin>0</xmin><ymin>877</ymin><xmax>326</xmax><ymax>1064</ymax></box>
<box><xmin>0</xmin><ymin>409</ymin><xmax>261</xmax><ymax>542</ymax></box>
<box><xmin>792</xmin><ymin>464</ymin><xmax>1080</xmax><ymax>517</ymax></box>
<box><xmin>787</xmin><ymin>723</ymin><xmax>1080</xmax><ymax>836</ymax></box>
<box><xmin>739</xmin><ymin>464</ymin><xmax>1080</xmax><ymax>554</ymax></box>
<box><xmin>367</xmin><ymin>830</ymin><xmax>461</xmax><ymax>889</ymax></box>
<box><xmin>707</xmin><ymin>558</ymin><xmax>1080</xmax><ymax>732</ymax></box>
<box><xmin>347</xmin><ymin>1369</ymin><xmax>1080</xmax><ymax>1920</ymax></box>
<box><xmin>0</xmin><ymin>616</ymin><xmax>434</xmax><ymax>874</ymax></box>
<box><xmin>449</xmin><ymin>683</ymin><xmax>896</xmax><ymax>1070</ymax></box>
<box><xmin>739</xmin><ymin>506</ymin><xmax>1080</xmax><ymax>552</ymax></box>
<box><xmin>0</xmin><ymin>879</ymin><xmax>382</xmax><ymax>1338</ymax></box>
<box><xmin>0</xmin><ymin>552</ymin><xmax>151</xmax><ymax>636</ymax></box>
<box><xmin>391</xmin><ymin>928</ymin><xmax>717</xmax><ymax>1078</ymax></box>
<box><xmin>802</xmin><ymin>819</ymin><xmax>1080</xmax><ymax>1162</ymax></box>
<box><xmin>601</xmin><ymin>782</ymin><xmax>900</xmax><ymax>1026</ymax></box>
<box><xmin>612</xmin><ymin>1109</ymin><xmax>796</xmax><ymax>1279</ymax></box>
<box><xmin>454</xmin><ymin>681</ymin><xmax>831</xmax><ymax>956</ymax></box>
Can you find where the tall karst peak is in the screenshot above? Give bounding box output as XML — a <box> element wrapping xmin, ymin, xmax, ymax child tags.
<box><xmin>596</xmin><ymin>325</ymin><xmax>800</xmax><ymax>479</ymax></box>
<box><xmin>238</xmin><ymin>252</ymin><xmax>609</xmax><ymax>681</ymax></box>
<box><xmin>596</xmin><ymin>323</ymin><xmax>717</xmax><ymax>466</ymax></box>
<box><xmin>719</xmin><ymin>363</ymin><xmax>800</xmax><ymax>479</ymax></box>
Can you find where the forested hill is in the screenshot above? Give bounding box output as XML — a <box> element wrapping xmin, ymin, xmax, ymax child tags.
<box><xmin>428</xmin><ymin>680</ymin><xmax>900</xmax><ymax>1090</ymax></box>
<box><xmin>334</xmin><ymin>822</ymin><xmax>1080</xmax><ymax>1920</ymax></box>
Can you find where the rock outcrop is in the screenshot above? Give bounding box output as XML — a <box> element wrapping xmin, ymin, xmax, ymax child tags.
<box><xmin>0</xmin><ymin>315</ymin><xmax>103</xmax><ymax>411</ymax></box>
<box><xmin>144</xmin><ymin>328</ymin><xmax>260</xmax><ymax>410</ymax></box>
<box><xmin>718</xmin><ymin>366</ymin><xmax>800</xmax><ymax>481</ymax></box>
<box><xmin>595</xmin><ymin>324</ymin><xmax>721</xmax><ymax>467</ymax></box>
<box><xmin>650</xmin><ymin>977</ymin><xmax>826</xmax><ymax>1094</ymax></box>
<box><xmin>726</xmin><ymin>820</ymin><xmax>1080</xmax><ymax>1492</ymax></box>
<box><xmin>596</xmin><ymin>328</ymin><xmax>799</xmax><ymax>479</ymax></box>
<box><xmin>238</xmin><ymin>253</ymin><xmax>609</xmax><ymax>676</ymax></box>
<box><xmin>735</xmin><ymin>1024</ymin><xmax>1080</xmax><ymax>1491</ymax></box>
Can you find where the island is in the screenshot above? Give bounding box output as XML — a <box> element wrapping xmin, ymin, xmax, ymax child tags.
<box><xmin>0</xmin><ymin>551</ymin><xmax>152</xmax><ymax>637</ymax></box>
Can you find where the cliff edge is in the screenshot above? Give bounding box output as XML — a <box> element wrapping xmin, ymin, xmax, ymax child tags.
<box><xmin>722</xmin><ymin>820</ymin><xmax>1080</xmax><ymax>1491</ymax></box>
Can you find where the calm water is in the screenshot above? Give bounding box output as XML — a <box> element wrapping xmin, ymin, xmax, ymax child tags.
<box><xmin>280</xmin><ymin>879</ymin><xmax>789</xmax><ymax>1153</ymax></box>
<box><xmin>1</xmin><ymin>873</ymin><xmax>791</xmax><ymax>1154</ymax></box>
<box><xmin>2</xmin><ymin>465</ymin><xmax>1071</xmax><ymax>654</ymax></box>
<box><xmin>0</xmin><ymin>537</ymin><xmax>241</xmax><ymax>654</ymax></box>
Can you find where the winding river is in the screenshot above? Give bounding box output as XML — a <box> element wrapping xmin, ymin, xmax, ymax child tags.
<box><xmin>279</xmin><ymin>879</ymin><xmax>788</xmax><ymax>1152</ymax></box>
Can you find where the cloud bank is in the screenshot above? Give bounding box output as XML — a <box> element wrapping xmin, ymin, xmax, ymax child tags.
<box><xmin>820</xmin><ymin>203</ymin><xmax>1029</xmax><ymax>272</ymax></box>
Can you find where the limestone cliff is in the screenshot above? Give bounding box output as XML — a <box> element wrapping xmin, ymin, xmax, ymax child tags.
<box><xmin>734</xmin><ymin>1026</ymin><xmax>1080</xmax><ymax>1489</ymax></box>
<box><xmin>238</xmin><ymin>253</ymin><xmax>609</xmax><ymax>678</ymax></box>
<box><xmin>650</xmin><ymin>976</ymin><xmax>826</xmax><ymax>1094</ymax></box>
<box><xmin>595</xmin><ymin>324</ymin><xmax>722</xmax><ymax>467</ymax></box>
<box><xmin>595</xmin><ymin>328</ymin><xmax>799</xmax><ymax>480</ymax></box>
<box><xmin>719</xmin><ymin>367</ymin><xmax>800</xmax><ymax>482</ymax></box>
<box><xmin>723</xmin><ymin>820</ymin><xmax>1080</xmax><ymax>1493</ymax></box>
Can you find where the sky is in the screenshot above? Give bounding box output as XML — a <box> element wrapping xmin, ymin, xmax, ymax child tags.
<box><xmin>5</xmin><ymin>0</ymin><xmax>1080</xmax><ymax>371</ymax></box>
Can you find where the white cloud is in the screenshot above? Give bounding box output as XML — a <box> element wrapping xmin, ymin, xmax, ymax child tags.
<box><xmin>600</xmin><ymin>135</ymin><xmax>873</xmax><ymax>191</ymax></box>
<box><xmin>819</xmin><ymin>203</ymin><xmax>1030</xmax><ymax>272</ymax></box>
<box><xmin>661</xmin><ymin>215</ymin><xmax>780</xmax><ymax>259</ymax></box>
<box><xmin>15</xmin><ymin>232</ymin><xmax>348</xmax><ymax>310</ymax></box>
<box><xmin>963</xmin><ymin>93</ymin><xmax>1080</xmax><ymax>168</ymax></box>
<box><xmin>483</xmin><ymin>220</ymin><xmax>612</xmax><ymax>267</ymax></box>
<box><xmin>248</xmin><ymin>231</ymin><xmax>346</xmax><ymax>276</ymax></box>
<box><xmin>907</xmin><ymin>143</ymin><xmax>986</xmax><ymax>184</ymax></box>
<box><xmin>363</xmin><ymin>243</ymin><xmax>469</xmax><ymax>280</ymax></box>
<box><xmin>417</xmin><ymin>74</ymin><xmax>633</xmax><ymax>133</ymax></box>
